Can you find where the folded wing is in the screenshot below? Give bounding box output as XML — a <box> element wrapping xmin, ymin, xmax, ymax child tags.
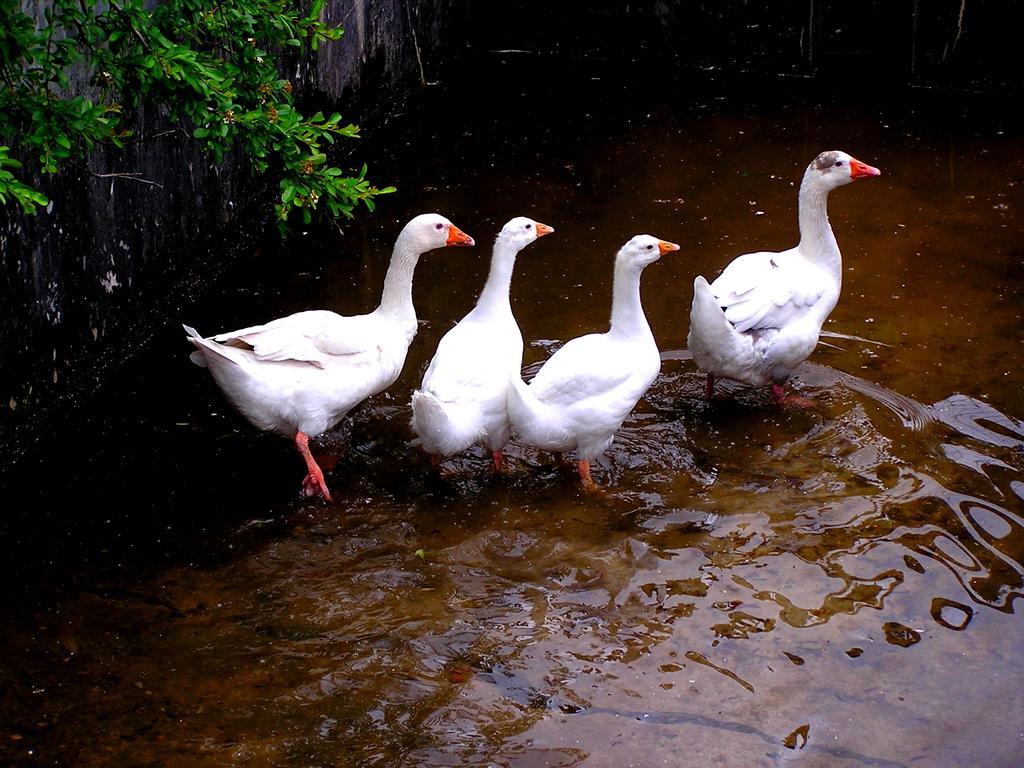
<box><xmin>711</xmin><ymin>252</ymin><xmax>826</xmax><ymax>333</ymax></box>
<box><xmin>530</xmin><ymin>336</ymin><xmax>634</xmax><ymax>407</ymax></box>
<box><xmin>213</xmin><ymin>310</ymin><xmax>378</xmax><ymax>369</ymax></box>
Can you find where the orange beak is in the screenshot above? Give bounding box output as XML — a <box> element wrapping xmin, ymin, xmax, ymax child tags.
<box><xmin>446</xmin><ymin>224</ymin><xmax>475</xmax><ymax>247</ymax></box>
<box><xmin>849</xmin><ymin>158</ymin><xmax>881</xmax><ymax>180</ymax></box>
<box><xmin>534</xmin><ymin>222</ymin><xmax>555</xmax><ymax>237</ymax></box>
<box><xmin>657</xmin><ymin>240</ymin><xmax>681</xmax><ymax>255</ymax></box>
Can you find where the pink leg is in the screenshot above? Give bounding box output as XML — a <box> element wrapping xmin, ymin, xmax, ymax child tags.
<box><xmin>771</xmin><ymin>383</ymin><xmax>815</xmax><ymax>409</ymax></box>
<box><xmin>705</xmin><ymin>374</ymin><xmax>716</xmax><ymax>400</ymax></box>
<box><xmin>578</xmin><ymin>459</ymin><xmax>597</xmax><ymax>491</ymax></box>
<box><xmin>295</xmin><ymin>432</ymin><xmax>332</xmax><ymax>501</ymax></box>
<box><xmin>492</xmin><ymin>449</ymin><xmax>504</xmax><ymax>473</ymax></box>
<box><xmin>771</xmin><ymin>383</ymin><xmax>786</xmax><ymax>405</ymax></box>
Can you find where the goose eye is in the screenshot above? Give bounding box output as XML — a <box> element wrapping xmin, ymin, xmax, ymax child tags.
<box><xmin>646</xmin><ymin>244</ymin><xmax>653</xmax><ymax>250</ymax></box>
<box><xmin>525</xmin><ymin>223</ymin><xmax>532</xmax><ymax>229</ymax></box>
<box><xmin>435</xmin><ymin>223</ymin><xmax>444</xmax><ymax>230</ymax></box>
<box><xmin>834</xmin><ymin>160</ymin><xmax>844</xmax><ymax>167</ymax></box>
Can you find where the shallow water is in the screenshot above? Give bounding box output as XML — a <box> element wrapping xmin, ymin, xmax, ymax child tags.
<box><xmin>2</xmin><ymin>66</ymin><xmax>1023</xmax><ymax>766</ymax></box>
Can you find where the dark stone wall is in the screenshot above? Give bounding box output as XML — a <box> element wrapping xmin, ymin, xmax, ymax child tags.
<box><xmin>0</xmin><ymin>0</ymin><xmax>466</xmax><ymax>461</ymax></box>
<box><xmin>465</xmin><ymin>0</ymin><xmax>1023</xmax><ymax>91</ymax></box>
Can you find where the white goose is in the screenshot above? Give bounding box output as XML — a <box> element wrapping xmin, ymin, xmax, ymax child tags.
<box><xmin>184</xmin><ymin>213</ymin><xmax>475</xmax><ymax>500</ymax></box>
<box><xmin>411</xmin><ymin>216</ymin><xmax>554</xmax><ymax>472</ymax></box>
<box><xmin>507</xmin><ymin>235</ymin><xmax>680</xmax><ymax>489</ymax></box>
<box><xmin>688</xmin><ymin>150</ymin><xmax>880</xmax><ymax>405</ymax></box>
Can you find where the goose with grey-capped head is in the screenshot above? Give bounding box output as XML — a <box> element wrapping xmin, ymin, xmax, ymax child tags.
<box><xmin>688</xmin><ymin>150</ymin><xmax>881</xmax><ymax>406</ymax></box>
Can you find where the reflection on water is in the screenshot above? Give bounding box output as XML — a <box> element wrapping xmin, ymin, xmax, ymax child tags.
<box><xmin>2</xmin><ymin>68</ymin><xmax>1023</xmax><ymax>767</ymax></box>
<box><xmin>3</xmin><ymin>357</ymin><xmax>1021</xmax><ymax>766</ymax></box>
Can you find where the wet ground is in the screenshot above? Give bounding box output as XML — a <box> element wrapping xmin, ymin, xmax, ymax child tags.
<box><xmin>2</xmin><ymin>61</ymin><xmax>1023</xmax><ymax>766</ymax></box>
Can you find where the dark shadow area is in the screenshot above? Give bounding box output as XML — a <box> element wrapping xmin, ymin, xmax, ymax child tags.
<box><xmin>464</xmin><ymin>0</ymin><xmax>1024</xmax><ymax>91</ymax></box>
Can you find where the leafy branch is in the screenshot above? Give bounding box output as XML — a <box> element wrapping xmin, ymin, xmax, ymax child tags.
<box><xmin>0</xmin><ymin>0</ymin><xmax>394</xmax><ymax>228</ymax></box>
<box><xmin>0</xmin><ymin>146</ymin><xmax>49</xmax><ymax>212</ymax></box>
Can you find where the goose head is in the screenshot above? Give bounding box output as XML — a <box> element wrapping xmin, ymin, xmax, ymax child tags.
<box><xmin>497</xmin><ymin>216</ymin><xmax>555</xmax><ymax>250</ymax></box>
<box><xmin>618</xmin><ymin>234</ymin><xmax>681</xmax><ymax>269</ymax></box>
<box><xmin>401</xmin><ymin>213</ymin><xmax>475</xmax><ymax>252</ymax></box>
<box><xmin>807</xmin><ymin>150</ymin><xmax>881</xmax><ymax>191</ymax></box>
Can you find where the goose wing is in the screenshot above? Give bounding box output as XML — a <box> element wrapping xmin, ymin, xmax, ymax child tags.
<box><xmin>530</xmin><ymin>335</ymin><xmax>633</xmax><ymax>407</ymax></box>
<box><xmin>710</xmin><ymin>251</ymin><xmax>827</xmax><ymax>333</ymax></box>
<box><xmin>213</xmin><ymin>310</ymin><xmax>379</xmax><ymax>369</ymax></box>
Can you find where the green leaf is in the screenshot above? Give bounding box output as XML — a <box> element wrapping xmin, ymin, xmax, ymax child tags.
<box><xmin>0</xmin><ymin>0</ymin><xmax>391</xmax><ymax>232</ymax></box>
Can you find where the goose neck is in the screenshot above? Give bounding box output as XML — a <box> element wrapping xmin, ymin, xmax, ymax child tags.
<box><xmin>797</xmin><ymin>172</ymin><xmax>841</xmax><ymax>279</ymax></box>
<box><xmin>609</xmin><ymin>260</ymin><xmax>652</xmax><ymax>339</ymax></box>
<box><xmin>378</xmin><ymin>233</ymin><xmax>423</xmax><ymax>324</ymax></box>
<box><xmin>474</xmin><ymin>236</ymin><xmax>519</xmax><ymax>317</ymax></box>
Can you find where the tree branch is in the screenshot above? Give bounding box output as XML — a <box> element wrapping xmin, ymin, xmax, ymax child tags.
<box><xmin>89</xmin><ymin>170</ymin><xmax>165</xmax><ymax>188</ymax></box>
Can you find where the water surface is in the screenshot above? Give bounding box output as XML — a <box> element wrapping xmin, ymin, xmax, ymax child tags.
<box><xmin>2</xmin><ymin>65</ymin><xmax>1023</xmax><ymax>766</ymax></box>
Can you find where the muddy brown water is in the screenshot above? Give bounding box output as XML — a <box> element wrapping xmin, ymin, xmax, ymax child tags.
<box><xmin>2</xmin><ymin>68</ymin><xmax>1023</xmax><ymax>766</ymax></box>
